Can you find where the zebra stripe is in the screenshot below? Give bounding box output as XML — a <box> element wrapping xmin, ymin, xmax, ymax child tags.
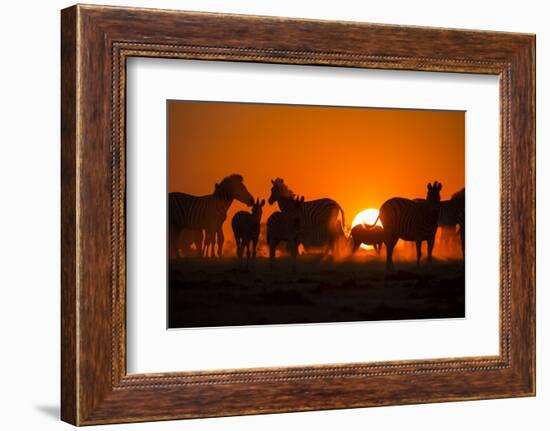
<box><xmin>378</xmin><ymin>181</ymin><xmax>442</xmax><ymax>270</ymax></box>
<box><xmin>268</xmin><ymin>179</ymin><xmax>345</xmax><ymax>255</ymax></box>
<box><xmin>381</xmin><ymin>198</ymin><xmax>439</xmax><ymax>240</ymax></box>
<box><xmin>169</xmin><ymin>191</ymin><xmax>231</xmax><ymax>231</ymax></box>
<box><xmin>168</xmin><ymin>174</ymin><xmax>254</xmax><ymax>258</ymax></box>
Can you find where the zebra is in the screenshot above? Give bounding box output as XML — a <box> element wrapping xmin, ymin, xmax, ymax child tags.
<box><xmin>267</xmin><ymin>195</ymin><xmax>305</xmax><ymax>272</ymax></box>
<box><xmin>438</xmin><ymin>200</ymin><xmax>460</xmax><ymax>249</ymax></box>
<box><xmin>420</xmin><ymin>189</ymin><xmax>465</xmax><ymax>258</ymax></box>
<box><xmin>450</xmin><ymin>188</ymin><xmax>465</xmax><ymax>258</ymax></box>
<box><xmin>372</xmin><ymin>181</ymin><xmax>442</xmax><ymax>270</ymax></box>
<box><xmin>350</xmin><ymin>224</ymin><xmax>385</xmax><ymax>255</ymax></box>
<box><xmin>267</xmin><ymin>178</ymin><xmax>346</xmax><ymax>257</ymax></box>
<box><xmin>169</xmin><ymin>174</ymin><xmax>254</xmax><ymax>258</ymax></box>
<box><xmin>231</xmin><ymin>198</ymin><xmax>265</xmax><ymax>270</ymax></box>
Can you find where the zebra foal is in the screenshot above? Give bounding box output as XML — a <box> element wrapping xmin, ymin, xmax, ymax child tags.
<box><xmin>231</xmin><ymin>198</ymin><xmax>265</xmax><ymax>270</ymax></box>
<box><xmin>267</xmin><ymin>195</ymin><xmax>305</xmax><ymax>272</ymax></box>
<box><xmin>350</xmin><ymin>224</ymin><xmax>384</xmax><ymax>255</ymax></box>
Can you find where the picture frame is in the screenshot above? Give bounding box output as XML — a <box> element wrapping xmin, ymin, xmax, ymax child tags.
<box><xmin>61</xmin><ymin>4</ymin><xmax>535</xmax><ymax>425</ymax></box>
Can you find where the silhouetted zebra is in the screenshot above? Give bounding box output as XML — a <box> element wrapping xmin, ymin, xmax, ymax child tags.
<box><xmin>434</xmin><ymin>196</ymin><xmax>468</xmax><ymax>255</ymax></box>
<box><xmin>373</xmin><ymin>181</ymin><xmax>442</xmax><ymax>270</ymax></box>
<box><xmin>438</xmin><ymin>200</ymin><xmax>459</xmax><ymax>247</ymax></box>
<box><xmin>169</xmin><ymin>174</ymin><xmax>254</xmax><ymax>258</ymax></box>
<box><xmin>268</xmin><ymin>178</ymin><xmax>346</xmax><ymax>257</ymax></box>
<box><xmin>450</xmin><ymin>188</ymin><xmax>465</xmax><ymax>258</ymax></box>
<box><xmin>267</xmin><ymin>195</ymin><xmax>305</xmax><ymax>272</ymax></box>
<box><xmin>350</xmin><ymin>224</ymin><xmax>385</xmax><ymax>255</ymax></box>
<box><xmin>231</xmin><ymin>198</ymin><xmax>265</xmax><ymax>270</ymax></box>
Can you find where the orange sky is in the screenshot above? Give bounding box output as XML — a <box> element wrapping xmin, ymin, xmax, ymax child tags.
<box><xmin>168</xmin><ymin>100</ymin><xmax>464</xmax><ymax>240</ymax></box>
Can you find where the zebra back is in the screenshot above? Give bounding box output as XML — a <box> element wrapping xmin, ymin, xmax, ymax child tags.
<box><xmin>278</xmin><ymin>197</ymin><xmax>344</xmax><ymax>247</ymax></box>
<box><xmin>169</xmin><ymin>192</ymin><xmax>230</xmax><ymax>230</ymax></box>
<box><xmin>380</xmin><ymin>197</ymin><xmax>439</xmax><ymax>242</ymax></box>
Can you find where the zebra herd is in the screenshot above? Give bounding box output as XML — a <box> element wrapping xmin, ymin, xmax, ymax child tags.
<box><xmin>169</xmin><ymin>175</ymin><xmax>465</xmax><ymax>271</ymax></box>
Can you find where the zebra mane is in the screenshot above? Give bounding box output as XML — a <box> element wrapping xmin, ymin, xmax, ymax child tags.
<box><xmin>220</xmin><ymin>174</ymin><xmax>243</xmax><ymax>185</ymax></box>
<box><xmin>272</xmin><ymin>178</ymin><xmax>296</xmax><ymax>199</ymax></box>
<box><xmin>214</xmin><ymin>174</ymin><xmax>243</xmax><ymax>192</ymax></box>
<box><xmin>212</xmin><ymin>174</ymin><xmax>245</xmax><ymax>201</ymax></box>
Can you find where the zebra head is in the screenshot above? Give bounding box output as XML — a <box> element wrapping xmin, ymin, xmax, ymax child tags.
<box><xmin>268</xmin><ymin>178</ymin><xmax>295</xmax><ymax>206</ymax></box>
<box><xmin>215</xmin><ymin>174</ymin><xmax>254</xmax><ymax>206</ymax></box>
<box><xmin>286</xmin><ymin>195</ymin><xmax>305</xmax><ymax>232</ymax></box>
<box><xmin>251</xmin><ymin>198</ymin><xmax>266</xmax><ymax>222</ymax></box>
<box><xmin>426</xmin><ymin>181</ymin><xmax>443</xmax><ymax>204</ymax></box>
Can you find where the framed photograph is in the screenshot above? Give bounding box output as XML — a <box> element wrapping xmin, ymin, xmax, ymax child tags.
<box><xmin>61</xmin><ymin>4</ymin><xmax>535</xmax><ymax>425</ymax></box>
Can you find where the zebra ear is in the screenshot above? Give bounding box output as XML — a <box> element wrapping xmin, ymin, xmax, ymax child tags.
<box><xmin>260</xmin><ymin>199</ymin><xmax>266</xmax><ymax>207</ymax></box>
<box><xmin>427</xmin><ymin>182</ymin><xmax>432</xmax><ymax>191</ymax></box>
<box><xmin>271</xmin><ymin>179</ymin><xmax>275</xmax><ymax>185</ymax></box>
<box><xmin>436</xmin><ymin>182</ymin><xmax>442</xmax><ymax>191</ymax></box>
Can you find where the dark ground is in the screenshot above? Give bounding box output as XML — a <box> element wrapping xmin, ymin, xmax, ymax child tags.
<box><xmin>168</xmin><ymin>254</ymin><xmax>465</xmax><ymax>328</ymax></box>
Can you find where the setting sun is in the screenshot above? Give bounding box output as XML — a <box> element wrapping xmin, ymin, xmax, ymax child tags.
<box><xmin>352</xmin><ymin>208</ymin><xmax>382</xmax><ymax>228</ymax></box>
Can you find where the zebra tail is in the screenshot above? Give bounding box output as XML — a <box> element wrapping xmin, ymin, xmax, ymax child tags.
<box><xmin>333</xmin><ymin>203</ymin><xmax>347</xmax><ymax>234</ymax></box>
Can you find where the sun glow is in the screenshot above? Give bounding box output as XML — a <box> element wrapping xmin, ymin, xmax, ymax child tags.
<box><xmin>352</xmin><ymin>208</ymin><xmax>382</xmax><ymax>228</ymax></box>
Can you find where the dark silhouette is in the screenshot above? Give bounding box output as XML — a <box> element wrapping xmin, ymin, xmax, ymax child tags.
<box><xmin>450</xmin><ymin>188</ymin><xmax>465</xmax><ymax>258</ymax></box>
<box><xmin>372</xmin><ymin>181</ymin><xmax>442</xmax><ymax>270</ymax></box>
<box><xmin>175</xmin><ymin>228</ymin><xmax>204</xmax><ymax>257</ymax></box>
<box><xmin>169</xmin><ymin>174</ymin><xmax>254</xmax><ymax>258</ymax></box>
<box><xmin>268</xmin><ymin>178</ymin><xmax>346</xmax><ymax>257</ymax></box>
<box><xmin>438</xmin><ymin>200</ymin><xmax>458</xmax><ymax>248</ymax></box>
<box><xmin>350</xmin><ymin>224</ymin><xmax>385</xmax><ymax>254</ymax></box>
<box><xmin>231</xmin><ymin>198</ymin><xmax>265</xmax><ymax>270</ymax></box>
<box><xmin>267</xmin><ymin>195</ymin><xmax>305</xmax><ymax>272</ymax></box>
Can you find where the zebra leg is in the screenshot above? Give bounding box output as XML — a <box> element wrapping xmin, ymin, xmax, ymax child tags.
<box><xmin>269</xmin><ymin>240</ymin><xmax>277</xmax><ymax>271</ymax></box>
<box><xmin>245</xmin><ymin>241</ymin><xmax>251</xmax><ymax>271</ymax></box>
<box><xmin>351</xmin><ymin>238</ymin><xmax>359</xmax><ymax>254</ymax></box>
<box><xmin>169</xmin><ymin>225</ymin><xmax>179</xmax><ymax>260</ymax></box>
<box><xmin>290</xmin><ymin>242</ymin><xmax>298</xmax><ymax>273</ymax></box>
<box><xmin>416</xmin><ymin>240</ymin><xmax>422</xmax><ymax>266</ymax></box>
<box><xmin>216</xmin><ymin>227</ymin><xmax>224</xmax><ymax>258</ymax></box>
<box><xmin>460</xmin><ymin>223</ymin><xmax>465</xmax><ymax>259</ymax></box>
<box><xmin>427</xmin><ymin>236</ymin><xmax>435</xmax><ymax>264</ymax></box>
<box><xmin>197</xmin><ymin>230</ymin><xmax>205</xmax><ymax>257</ymax></box>
<box><xmin>206</xmin><ymin>230</ymin><xmax>216</xmax><ymax>258</ymax></box>
<box><xmin>385</xmin><ymin>238</ymin><xmax>397</xmax><ymax>271</ymax></box>
<box><xmin>251</xmin><ymin>239</ymin><xmax>258</xmax><ymax>270</ymax></box>
<box><xmin>235</xmin><ymin>238</ymin><xmax>242</xmax><ymax>269</ymax></box>
<box><xmin>331</xmin><ymin>236</ymin><xmax>338</xmax><ymax>260</ymax></box>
